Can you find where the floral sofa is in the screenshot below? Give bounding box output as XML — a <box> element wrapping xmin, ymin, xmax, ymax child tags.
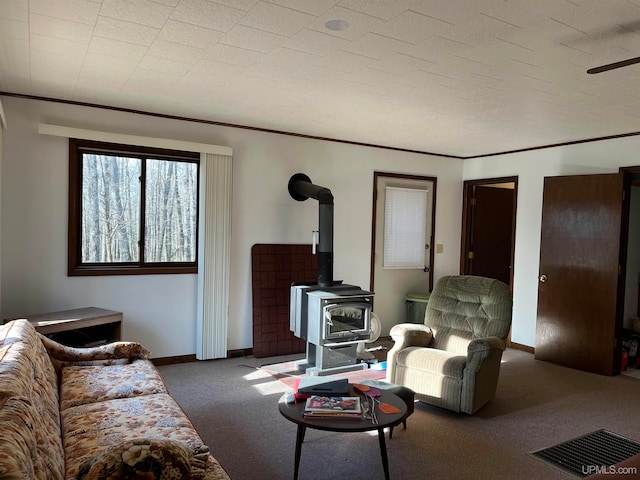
<box><xmin>0</xmin><ymin>319</ymin><xmax>230</xmax><ymax>480</ymax></box>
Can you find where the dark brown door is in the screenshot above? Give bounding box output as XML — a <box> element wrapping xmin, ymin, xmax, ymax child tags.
<box><xmin>535</xmin><ymin>173</ymin><xmax>625</xmax><ymax>375</ymax></box>
<box><xmin>466</xmin><ymin>185</ymin><xmax>515</xmax><ymax>285</ymax></box>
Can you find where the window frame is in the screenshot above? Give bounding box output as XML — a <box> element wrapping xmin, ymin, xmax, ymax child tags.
<box><xmin>68</xmin><ymin>138</ymin><xmax>200</xmax><ymax>276</ymax></box>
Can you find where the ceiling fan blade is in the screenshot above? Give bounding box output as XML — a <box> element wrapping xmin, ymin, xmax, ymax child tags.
<box><xmin>587</xmin><ymin>56</ymin><xmax>640</xmax><ymax>74</ymax></box>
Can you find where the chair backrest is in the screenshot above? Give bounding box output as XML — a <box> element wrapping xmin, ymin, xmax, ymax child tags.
<box><xmin>425</xmin><ymin>275</ymin><xmax>512</xmax><ymax>354</ymax></box>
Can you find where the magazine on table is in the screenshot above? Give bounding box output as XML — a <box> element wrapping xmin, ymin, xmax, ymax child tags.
<box><xmin>303</xmin><ymin>395</ymin><xmax>363</xmax><ymax>418</ymax></box>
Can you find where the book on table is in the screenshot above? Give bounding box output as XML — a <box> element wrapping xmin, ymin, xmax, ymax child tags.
<box><xmin>303</xmin><ymin>395</ymin><xmax>363</xmax><ymax>419</ymax></box>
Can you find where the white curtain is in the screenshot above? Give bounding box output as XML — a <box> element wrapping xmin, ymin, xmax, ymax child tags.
<box><xmin>197</xmin><ymin>152</ymin><xmax>233</xmax><ymax>360</ymax></box>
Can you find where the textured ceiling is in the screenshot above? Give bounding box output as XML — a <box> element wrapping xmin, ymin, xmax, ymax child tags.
<box><xmin>2</xmin><ymin>0</ymin><xmax>640</xmax><ymax>157</ymax></box>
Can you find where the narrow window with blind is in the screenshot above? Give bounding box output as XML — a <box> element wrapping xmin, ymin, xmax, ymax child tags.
<box><xmin>383</xmin><ymin>186</ymin><xmax>429</xmax><ymax>269</ymax></box>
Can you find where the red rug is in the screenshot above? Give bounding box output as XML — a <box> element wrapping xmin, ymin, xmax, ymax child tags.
<box><xmin>260</xmin><ymin>359</ymin><xmax>386</xmax><ymax>390</ymax></box>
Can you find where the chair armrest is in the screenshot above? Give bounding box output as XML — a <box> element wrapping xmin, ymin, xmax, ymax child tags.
<box><xmin>386</xmin><ymin>324</ymin><xmax>433</xmax><ymax>383</ymax></box>
<box><xmin>467</xmin><ymin>336</ymin><xmax>506</xmax><ymax>355</ymax></box>
<box><xmin>389</xmin><ymin>323</ymin><xmax>433</xmax><ymax>349</ymax></box>
<box><xmin>460</xmin><ymin>336</ymin><xmax>507</xmax><ymax>414</ymax></box>
<box><xmin>465</xmin><ymin>336</ymin><xmax>507</xmax><ymax>369</ymax></box>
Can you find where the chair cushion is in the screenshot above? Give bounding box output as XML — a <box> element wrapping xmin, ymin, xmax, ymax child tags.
<box><xmin>426</xmin><ymin>276</ymin><xmax>512</xmax><ymax>354</ymax></box>
<box><xmin>395</xmin><ymin>346</ymin><xmax>467</xmax><ymax>379</ymax></box>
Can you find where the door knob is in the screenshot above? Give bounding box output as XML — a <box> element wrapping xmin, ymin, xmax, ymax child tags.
<box><xmin>539</xmin><ymin>274</ymin><xmax>548</xmax><ymax>283</ymax></box>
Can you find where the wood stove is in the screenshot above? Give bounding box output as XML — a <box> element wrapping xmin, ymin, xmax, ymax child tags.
<box><xmin>288</xmin><ymin>174</ymin><xmax>374</xmax><ymax>375</ymax></box>
<box><xmin>290</xmin><ymin>283</ymin><xmax>373</xmax><ymax>374</ymax></box>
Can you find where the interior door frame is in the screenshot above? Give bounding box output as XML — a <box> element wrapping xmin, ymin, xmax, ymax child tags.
<box><xmin>369</xmin><ymin>171</ymin><xmax>437</xmax><ymax>294</ymax></box>
<box><xmin>619</xmin><ymin>166</ymin><xmax>640</xmax><ymax>351</ymax></box>
<box><xmin>460</xmin><ymin>176</ymin><xmax>518</xmax><ymax>287</ymax></box>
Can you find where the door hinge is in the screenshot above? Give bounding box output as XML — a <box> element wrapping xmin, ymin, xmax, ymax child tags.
<box><xmin>468</xmin><ymin>251</ymin><xmax>474</xmax><ymax>260</ymax></box>
<box><xmin>470</xmin><ymin>198</ymin><xmax>476</xmax><ymax>206</ymax></box>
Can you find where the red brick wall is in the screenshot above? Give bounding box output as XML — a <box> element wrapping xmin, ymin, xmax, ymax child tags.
<box><xmin>251</xmin><ymin>244</ymin><xmax>318</xmax><ymax>358</ymax></box>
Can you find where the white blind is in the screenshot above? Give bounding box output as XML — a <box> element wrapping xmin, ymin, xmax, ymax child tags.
<box><xmin>383</xmin><ymin>186</ymin><xmax>427</xmax><ymax>269</ymax></box>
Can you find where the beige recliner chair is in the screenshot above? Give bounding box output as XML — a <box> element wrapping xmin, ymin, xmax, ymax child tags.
<box><xmin>386</xmin><ymin>275</ymin><xmax>513</xmax><ymax>414</ymax></box>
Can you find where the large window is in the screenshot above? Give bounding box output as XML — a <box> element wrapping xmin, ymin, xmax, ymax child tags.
<box><xmin>68</xmin><ymin>139</ymin><xmax>199</xmax><ymax>275</ymax></box>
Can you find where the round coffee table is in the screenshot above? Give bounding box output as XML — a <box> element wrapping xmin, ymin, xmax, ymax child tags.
<box><xmin>278</xmin><ymin>387</ymin><xmax>407</xmax><ymax>480</ymax></box>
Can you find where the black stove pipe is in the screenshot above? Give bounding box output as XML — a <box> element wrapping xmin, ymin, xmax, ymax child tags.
<box><xmin>288</xmin><ymin>173</ymin><xmax>334</xmax><ymax>287</ymax></box>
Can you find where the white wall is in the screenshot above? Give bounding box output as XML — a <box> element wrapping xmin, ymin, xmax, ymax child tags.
<box><xmin>463</xmin><ymin>138</ymin><xmax>640</xmax><ymax>347</ymax></box>
<box><xmin>1</xmin><ymin>96</ymin><xmax>463</xmax><ymax>357</ymax></box>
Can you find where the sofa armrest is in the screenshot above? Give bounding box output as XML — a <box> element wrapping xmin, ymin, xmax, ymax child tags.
<box><xmin>39</xmin><ymin>334</ymin><xmax>151</xmax><ymax>375</ymax></box>
<box><xmin>386</xmin><ymin>323</ymin><xmax>433</xmax><ymax>383</ymax></box>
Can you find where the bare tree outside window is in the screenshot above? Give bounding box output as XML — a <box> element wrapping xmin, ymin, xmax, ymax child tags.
<box><xmin>69</xmin><ymin>139</ymin><xmax>199</xmax><ymax>276</ymax></box>
<box><xmin>145</xmin><ymin>159</ymin><xmax>197</xmax><ymax>263</ymax></box>
<box><xmin>82</xmin><ymin>154</ymin><xmax>140</xmax><ymax>263</ymax></box>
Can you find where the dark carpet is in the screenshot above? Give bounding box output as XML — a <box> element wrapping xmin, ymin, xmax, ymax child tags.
<box><xmin>158</xmin><ymin>348</ymin><xmax>640</xmax><ymax>480</ymax></box>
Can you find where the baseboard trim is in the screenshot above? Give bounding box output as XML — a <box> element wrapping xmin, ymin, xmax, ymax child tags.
<box><xmin>509</xmin><ymin>342</ymin><xmax>535</xmax><ymax>354</ymax></box>
<box><xmin>228</xmin><ymin>347</ymin><xmax>253</xmax><ymax>358</ymax></box>
<box><xmin>152</xmin><ymin>354</ymin><xmax>197</xmax><ymax>366</ymax></box>
<box><xmin>151</xmin><ymin>348</ymin><xmax>254</xmax><ymax>366</ymax></box>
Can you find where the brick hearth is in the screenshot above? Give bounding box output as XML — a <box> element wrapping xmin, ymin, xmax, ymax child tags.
<box><xmin>251</xmin><ymin>244</ymin><xmax>318</xmax><ymax>358</ymax></box>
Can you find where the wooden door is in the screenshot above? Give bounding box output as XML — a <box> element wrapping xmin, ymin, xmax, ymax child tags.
<box><xmin>535</xmin><ymin>174</ymin><xmax>625</xmax><ymax>375</ymax></box>
<box><xmin>465</xmin><ymin>185</ymin><xmax>515</xmax><ymax>285</ymax></box>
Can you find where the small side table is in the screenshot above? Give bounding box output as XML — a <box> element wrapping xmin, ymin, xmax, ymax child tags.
<box><xmin>13</xmin><ymin>307</ymin><xmax>122</xmax><ymax>347</ymax></box>
<box><xmin>279</xmin><ymin>387</ymin><xmax>407</xmax><ymax>480</ymax></box>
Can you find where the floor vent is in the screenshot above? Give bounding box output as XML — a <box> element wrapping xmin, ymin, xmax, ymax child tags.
<box><xmin>531</xmin><ymin>429</ymin><xmax>640</xmax><ymax>477</ymax></box>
